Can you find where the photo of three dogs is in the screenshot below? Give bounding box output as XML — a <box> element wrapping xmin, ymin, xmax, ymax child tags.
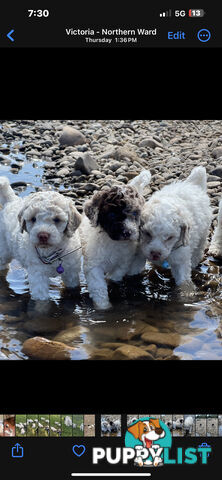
<box><xmin>0</xmin><ymin>166</ymin><xmax>220</xmax><ymax>309</ymax></box>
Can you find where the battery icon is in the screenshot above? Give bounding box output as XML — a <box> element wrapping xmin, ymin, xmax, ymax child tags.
<box><xmin>189</xmin><ymin>9</ymin><xmax>205</xmax><ymax>17</ymax></box>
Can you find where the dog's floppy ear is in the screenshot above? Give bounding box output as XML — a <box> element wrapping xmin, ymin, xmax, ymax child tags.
<box><xmin>84</xmin><ymin>190</ymin><xmax>106</xmax><ymax>227</ymax></box>
<box><xmin>180</xmin><ymin>223</ymin><xmax>190</xmax><ymax>246</ymax></box>
<box><xmin>128</xmin><ymin>421</ymin><xmax>142</xmax><ymax>439</ymax></box>
<box><xmin>18</xmin><ymin>206</ymin><xmax>27</xmax><ymax>233</ymax></box>
<box><xmin>150</xmin><ymin>418</ymin><xmax>165</xmax><ymax>437</ymax></box>
<box><xmin>65</xmin><ymin>201</ymin><xmax>82</xmax><ymax>237</ymax></box>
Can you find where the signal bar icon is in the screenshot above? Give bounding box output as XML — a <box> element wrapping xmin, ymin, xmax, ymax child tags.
<box><xmin>160</xmin><ymin>9</ymin><xmax>172</xmax><ymax>17</ymax></box>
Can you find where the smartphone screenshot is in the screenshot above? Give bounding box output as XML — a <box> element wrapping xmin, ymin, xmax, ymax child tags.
<box><xmin>0</xmin><ymin>1</ymin><xmax>221</xmax><ymax>479</ymax></box>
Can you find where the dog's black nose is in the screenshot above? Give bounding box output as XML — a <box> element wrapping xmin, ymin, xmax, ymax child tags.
<box><xmin>38</xmin><ymin>232</ymin><xmax>50</xmax><ymax>244</ymax></box>
<box><xmin>155</xmin><ymin>428</ymin><xmax>163</xmax><ymax>435</ymax></box>
<box><xmin>122</xmin><ymin>230</ymin><xmax>131</xmax><ymax>238</ymax></box>
<box><xmin>150</xmin><ymin>251</ymin><xmax>161</xmax><ymax>260</ymax></box>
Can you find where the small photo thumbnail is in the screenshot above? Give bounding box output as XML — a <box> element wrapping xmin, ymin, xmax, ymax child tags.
<box><xmin>84</xmin><ymin>415</ymin><xmax>95</xmax><ymax>437</ymax></box>
<box><xmin>101</xmin><ymin>415</ymin><xmax>121</xmax><ymax>437</ymax></box>
<box><xmin>3</xmin><ymin>415</ymin><xmax>15</xmax><ymax>437</ymax></box>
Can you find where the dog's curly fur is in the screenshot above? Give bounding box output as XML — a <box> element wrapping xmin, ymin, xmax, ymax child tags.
<box><xmin>140</xmin><ymin>167</ymin><xmax>212</xmax><ymax>288</ymax></box>
<box><xmin>208</xmin><ymin>199</ymin><xmax>222</xmax><ymax>258</ymax></box>
<box><xmin>0</xmin><ymin>177</ymin><xmax>82</xmax><ymax>300</ymax></box>
<box><xmin>80</xmin><ymin>176</ymin><xmax>151</xmax><ymax>310</ymax></box>
<box><xmin>84</xmin><ymin>185</ymin><xmax>145</xmax><ymax>240</ymax></box>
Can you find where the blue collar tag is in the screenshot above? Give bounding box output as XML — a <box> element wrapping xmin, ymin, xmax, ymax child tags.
<box><xmin>162</xmin><ymin>260</ymin><xmax>170</xmax><ymax>269</ymax></box>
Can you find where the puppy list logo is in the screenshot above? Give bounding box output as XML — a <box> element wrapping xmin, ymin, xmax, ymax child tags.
<box><xmin>92</xmin><ymin>418</ymin><xmax>211</xmax><ymax>468</ymax></box>
<box><xmin>125</xmin><ymin>417</ymin><xmax>171</xmax><ymax>467</ymax></box>
<box><xmin>125</xmin><ymin>417</ymin><xmax>212</xmax><ymax>467</ymax></box>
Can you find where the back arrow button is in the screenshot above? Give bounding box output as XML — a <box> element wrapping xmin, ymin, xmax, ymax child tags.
<box><xmin>7</xmin><ymin>29</ymin><xmax>15</xmax><ymax>42</ymax></box>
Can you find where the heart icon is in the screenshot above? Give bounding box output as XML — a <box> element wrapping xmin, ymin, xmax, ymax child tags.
<box><xmin>72</xmin><ymin>445</ymin><xmax>86</xmax><ymax>457</ymax></box>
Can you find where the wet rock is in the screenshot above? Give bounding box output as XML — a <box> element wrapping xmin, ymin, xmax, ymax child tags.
<box><xmin>53</xmin><ymin>326</ymin><xmax>89</xmax><ymax>344</ymax></box>
<box><xmin>141</xmin><ymin>331</ymin><xmax>180</xmax><ymax>348</ymax></box>
<box><xmin>210</xmin><ymin>166</ymin><xmax>222</xmax><ymax>178</ymax></box>
<box><xmin>207</xmin><ymin>181</ymin><xmax>221</xmax><ymax>188</ymax></box>
<box><xmin>156</xmin><ymin>347</ymin><xmax>173</xmax><ymax>358</ymax></box>
<box><xmin>77</xmin><ymin>145</ymin><xmax>88</xmax><ymax>152</ymax></box>
<box><xmin>164</xmin><ymin>354</ymin><xmax>180</xmax><ymax>360</ymax></box>
<box><xmin>83</xmin><ymin>183</ymin><xmax>99</xmax><ymax>192</ymax></box>
<box><xmin>112</xmin><ymin>345</ymin><xmax>154</xmax><ymax>360</ymax></box>
<box><xmin>140</xmin><ymin>323</ymin><xmax>159</xmax><ymax>332</ymax></box>
<box><xmin>43</xmin><ymin>161</ymin><xmax>55</xmax><ymax>169</ymax></box>
<box><xmin>124</xmin><ymin>171</ymin><xmax>140</xmax><ymax>180</ymax></box>
<box><xmin>106</xmin><ymin>161</ymin><xmax>122</xmax><ymax>171</ymax></box>
<box><xmin>202</xmin><ymin>279</ymin><xmax>219</xmax><ymax>291</ymax></box>
<box><xmin>90</xmin><ymin>348</ymin><xmax>114</xmax><ymax>360</ymax></box>
<box><xmin>70</xmin><ymin>170</ymin><xmax>83</xmax><ymax>177</ymax></box>
<box><xmin>59</xmin><ymin>126</ymin><xmax>86</xmax><ymax>146</ymax></box>
<box><xmin>101</xmin><ymin>147</ymin><xmax>141</xmax><ymax>164</ymax></box>
<box><xmin>0</xmin><ymin>351</ymin><xmax>8</xmax><ymax>359</ymax></box>
<box><xmin>0</xmin><ymin>146</ymin><xmax>10</xmax><ymax>154</ymax></box>
<box><xmin>139</xmin><ymin>137</ymin><xmax>163</xmax><ymax>149</ymax></box>
<box><xmin>207</xmin><ymin>266</ymin><xmax>220</xmax><ymax>275</ymax></box>
<box><xmin>22</xmin><ymin>336</ymin><xmax>76</xmax><ymax>360</ymax></box>
<box><xmin>145</xmin><ymin>344</ymin><xmax>157</xmax><ymax>355</ymax></box>
<box><xmin>90</xmin><ymin>320</ymin><xmax>148</xmax><ymax>343</ymax></box>
<box><xmin>0</xmin><ymin>155</ymin><xmax>11</xmax><ymax>164</ymax></box>
<box><xmin>98</xmin><ymin>342</ymin><xmax>126</xmax><ymax>349</ymax></box>
<box><xmin>212</xmin><ymin>147</ymin><xmax>222</xmax><ymax>159</ymax></box>
<box><xmin>208</xmin><ymin>175</ymin><xmax>222</xmax><ymax>182</ymax></box>
<box><xmin>3</xmin><ymin>315</ymin><xmax>23</xmax><ymax>324</ymax></box>
<box><xmin>10</xmin><ymin>181</ymin><xmax>27</xmax><ymax>188</ymax></box>
<box><xmin>117</xmin><ymin>175</ymin><xmax>128</xmax><ymax>183</ymax></box>
<box><xmin>75</xmin><ymin>153</ymin><xmax>99</xmax><ymax>175</ymax></box>
<box><xmin>11</xmin><ymin>163</ymin><xmax>22</xmax><ymax>169</ymax></box>
<box><xmin>57</xmin><ymin>167</ymin><xmax>70</xmax><ymax>176</ymax></box>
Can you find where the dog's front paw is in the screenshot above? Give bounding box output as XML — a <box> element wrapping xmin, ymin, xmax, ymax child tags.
<box><xmin>94</xmin><ymin>300</ymin><xmax>112</xmax><ymax>310</ymax></box>
<box><xmin>134</xmin><ymin>457</ymin><xmax>144</xmax><ymax>467</ymax></box>
<box><xmin>31</xmin><ymin>293</ymin><xmax>50</xmax><ymax>302</ymax></box>
<box><xmin>31</xmin><ymin>300</ymin><xmax>51</xmax><ymax>314</ymax></box>
<box><xmin>153</xmin><ymin>456</ymin><xmax>162</xmax><ymax>467</ymax></box>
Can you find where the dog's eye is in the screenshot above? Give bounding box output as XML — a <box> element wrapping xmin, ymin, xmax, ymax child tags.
<box><xmin>145</xmin><ymin>231</ymin><xmax>152</xmax><ymax>239</ymax></box>
<box><xmin>132</xmin><ymin>211</ymin><xmax>138</xmax><ymax>217</ymax></box>
<box><xmin>166</xmin><ymin>235</ymin><xmax>174</xmax><ymax>241</ymax></box>
<box><xmin>53</xmin><ymin>217</ymin><xmax>60</xmax><ymax>223</ymax></box>
<box><xmin>143</xmin><ymin>428</ymin><xmax>148</xmax><ymax>432</ymax></box>
<box><xmin>31</xmin><ymin>217</ymin><xmax>36</xmax><ymax>223</ymax></box>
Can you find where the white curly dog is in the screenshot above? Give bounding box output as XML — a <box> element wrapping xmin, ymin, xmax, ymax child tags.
<box><xmin>79</xmin><ymin>171</ymin><xmax>151</xmax><ymax>310</ymax></box>
<box><xmin>209</xmin><ymin>199</ymin><xmax>222</xmax><ymax>258</ymax></box>
<box><xmin>140</xmin><ymin>166</ymin><xmax>212</xmax><ymax>288</ymax></box>
<box><xmin>0</xmin><ymin>177</ymin><xmax>82</xmax><ymax>300</ymax></box>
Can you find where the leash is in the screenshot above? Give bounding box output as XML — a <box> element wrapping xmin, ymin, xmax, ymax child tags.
<box><xmin>35</xmin><ymin>245</ymin><xmax>82</xmax><ymax>274</ymax></box>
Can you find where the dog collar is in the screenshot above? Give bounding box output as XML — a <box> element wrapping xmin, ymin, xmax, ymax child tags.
<box><xmin>161</xmin><ymin>240</ymin><xmax>184</xmax><ymax>269</ymax></box>
<box><xmin>35</xmin><ymin>246</ymin><xmax>81</xmax><ymax>274</ymax></box>
<box><xmin>161</xmin><ymin>260</ymin><xmax>169</xmax><ymax>269</ymax></box>
<box><xmin>171</xmin><ymin>239</ymin><xmax>184</xmax><ymax>252</ymax></box>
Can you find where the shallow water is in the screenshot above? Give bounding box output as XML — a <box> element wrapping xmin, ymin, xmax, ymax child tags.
<box><xmin>1</xmin><ymin>142</ymin><xmax>222</xmax><ymax>360</ymax></box>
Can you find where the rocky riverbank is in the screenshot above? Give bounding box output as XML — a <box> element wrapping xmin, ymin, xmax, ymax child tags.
<box><xmin>1</xmin><ymin>119</ymin><xmax>222</xmax><ymax>220</ymax></box>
